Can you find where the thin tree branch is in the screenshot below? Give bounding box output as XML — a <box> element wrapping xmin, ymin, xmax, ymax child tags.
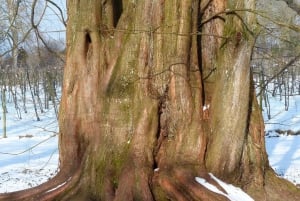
<box><xmin>46</xmin><ymin>0</ymin><xmax>67</xmax><ymax>27</ymax></box>
<box><xmin>2</xmin><ymin>0</ymin><xmax>21</xmax><ymax>40</ymax></box>
<box><xmin>0</xmin><ymin>133</ymin><xmax>57</xmax><ymax>156</ymax></box>
<box><xmin>200</xmin><ymin>8</ymin><xmax>300</xmax><ymax>32</ymax></box>
<box><xmin>30</xmin><ymin>0</ymin><xmax>65</xmax><ymax>62</ymax></box>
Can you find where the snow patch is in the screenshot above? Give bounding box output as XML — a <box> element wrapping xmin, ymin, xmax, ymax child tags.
<box><xmin>203</xmin><ymin>104</ymin><xmax>210</xmax><ymax>111</ymax></box>
<box><xmin>263</xmin><ymin>94</ymin><xmax>300</xmax><ymax>185</ymax></box>
<box><xmin>195</xmin><ymin>173</ymin><xmax>254</xmax><ymax>201</ymax></box>
<box><xmin>46</xmin><ymin>177</ymin><xmax>71</xmax><ymax>193</ymax></box>
<box><xmin>0</xmin><ymin>88</ymin><xmax>59</xmax><ymax>193</ymax></box>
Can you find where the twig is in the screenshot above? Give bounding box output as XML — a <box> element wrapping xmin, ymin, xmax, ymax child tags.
<box><xmin>0</xmin><ymin>133</ymin><xmax>58</xmax><ymax>156</ymax></box>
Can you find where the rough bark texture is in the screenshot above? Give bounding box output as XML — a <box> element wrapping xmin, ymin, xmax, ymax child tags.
<box><xmin>1</xmin><ymin>0</ymin><xmax>300</xmax><ymax>200</ymax></box>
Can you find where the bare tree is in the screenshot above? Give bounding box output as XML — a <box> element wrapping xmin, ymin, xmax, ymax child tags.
<box><xmin>0</xmin><ymin>0</ymin><xmax>35</xmax><ymax>68</ymax></box>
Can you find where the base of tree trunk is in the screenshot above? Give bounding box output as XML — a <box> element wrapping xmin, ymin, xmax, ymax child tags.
<box><xmin>246</xmin><ymin>169</ymin><xmax>300</xmax><ymax>201</ymax></box>
<box><xmin>1</xmin><ymin>165</ymin><xmax>299</xmax><ymax>201</ymax></box>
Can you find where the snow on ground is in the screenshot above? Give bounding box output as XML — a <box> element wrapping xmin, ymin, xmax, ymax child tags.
<box><xmin>264</xmin><ymin>94</ymin><xmax>300</xmax><ymax>185</ymax></box>
<box><xmin>196</xmin><ymin>173</ymin><xmax>254</xmax><ymax>201</ymax></box>
<box><xmin>264</xmin><ymin>94</ymin><xmax>300</xmax><ymax>132</ymax></box>
<box><xmin>0</xmin><ymin>93</ymin><xmax>59</xmax><ymax>193</ymax></box>
<box><xmin>266</xmin><ymin>134</ymin><xmax>300</xmax><ymax>184</ymax></box>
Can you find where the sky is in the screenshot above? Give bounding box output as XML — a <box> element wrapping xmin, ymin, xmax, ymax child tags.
<box><xmin>0</xmin><ymin>0</ymin><xmax>67</xmax><ymax>56</ymax></box>
<box><xmin>39</xmin><ymin>0</ymin><xmax>67</xmax><ymax>45</ymax></box>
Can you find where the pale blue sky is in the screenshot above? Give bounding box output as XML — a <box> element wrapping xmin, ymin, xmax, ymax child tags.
<box><xmin>39</xmin><ymin>0</ymin><xmax>66</xmax><ymax>45</ymax></box>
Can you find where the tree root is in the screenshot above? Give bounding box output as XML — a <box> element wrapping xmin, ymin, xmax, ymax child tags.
<box><xmin>153</xmin><ymin>167</ymin><xmax>230</xmax><ymax>201</ymax></box>
<box><xmin>113</xmin><ymin>166</ymin><xmax>154</xmax><ymax>201</ymax></box>
<box><xmin>2</xmin><ymin>164</ymin><xmax>300</xmax><ymax>201</ymax></box>
<box><xmin>0</xmin><ymin>166</ymin><xmax>82</xmax><ymax>201</ymax></box>
<box><xmin>250</xmin><ymin>169</ymin><xmax>300</xmax><ymax>201</ymax></box>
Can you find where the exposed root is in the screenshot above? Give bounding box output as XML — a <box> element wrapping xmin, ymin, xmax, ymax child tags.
<box><xmin>113</xmin><ymin>165</ymin><xmax>154</xmax><ymax>201</ymax></box>
<box><xmin>103</xmin><ymin>176</ymin><xmax>115</xmax><ymax>201</ymax></box>
<box><xmin>154</xmin><ymin>167</ymin><xmax>230</xmax><ymax>201</ymax></box>
<box><xmin>258</xmin><ymin>169</ymin><xmax>300</xmax><ymax>201</ymax></box>
<box><xmin>0</xmin><ymin>168</ymin><xmax>81</xmax><ymax>201</ymax></box>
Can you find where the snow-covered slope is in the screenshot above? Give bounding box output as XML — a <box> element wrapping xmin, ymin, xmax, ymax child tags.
<box><xmin>0</xmin><ymin>88</ymin><xmax>59</xmax><ymax>193</ymax></box>
<box><xmin>264</xmin><ymin>94</ymin><xmax>300</xmax><ymax>185</ymax></box>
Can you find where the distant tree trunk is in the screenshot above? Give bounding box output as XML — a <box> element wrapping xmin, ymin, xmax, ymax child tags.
<box><xmin>26</xmin><ymin>67</ymin><xmax>40</xmax><ymax>121</ymax></box>
<box><xmin>6</xmin><ymin>0</ymin><xmax>20</xmax><ymax>69</ymax></box>
<box><xmin>1</xmin><ymin>0</ymin><xmax>300</xmax><ymax>201</ymax></box>
<box><xmin>1</xmin><ymin>86</ymin><xmax>7</xmax><ymax>138</ymax></box>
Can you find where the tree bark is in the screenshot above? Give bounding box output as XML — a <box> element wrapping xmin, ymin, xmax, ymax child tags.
<box><xmin>1</xmin><ymin>0</ymin><xmax>300</xmax><ymax>200</ymax></box>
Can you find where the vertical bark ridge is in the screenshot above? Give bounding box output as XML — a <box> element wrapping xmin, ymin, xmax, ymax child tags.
<box><xmin>240</xmin><ymin>76</ymin><xmax>268</xmax><ymax>191</ymax></box>
<box><xmin>88</xmin><ymin>1</ymin><xmax>159</xmax><ymax>200</ymax></box>
<box><xmin>200</xmin><ymin>0</ymin><xmax>226</xmax><ymax>106</ymax></box>
<box><xmin>205</xmin><ymin>0</ymin><xmax>255</xmax><ymax>180</ymax></box>
<box><xmin>59</xmin><ymin>0</ymin><xmax>103</xmax><ymax>172</ymax></box>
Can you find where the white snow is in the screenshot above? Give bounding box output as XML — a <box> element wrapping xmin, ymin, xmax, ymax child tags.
<box><xmin>264</xmin><ymin>94</ymin><xmax>300</xmax><ymax>185</ymax></box>
<box><xmin>0</xmin><ymin>89</ymin><xmax>59</xmax><ymax>193</ymax></box>
<box><xmin>45</xmin><ymin>176</ymin><xmax>72</xmax><ymax>193</ymax></box>
<box><xmin>264</xmin><ymin>94</ymin><xmax>300</xmax><ymax>132</ymax></box>
<box><xmin>196</xmin><ymin>173</ymin><xmax>254</xmax><ymax>201</ymax></box>
<box><xmin>203</xmin><ymin>104</ymin><xmax>210</xmax><ymax>111</ymax></box>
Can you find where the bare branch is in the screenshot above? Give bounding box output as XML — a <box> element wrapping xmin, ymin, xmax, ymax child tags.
<box><xmin>0</xmin><ymin>133</ymin><xmax>58</xmax><ymax>156</ymax></box>
<box><xmin>30</xmin><ymin>0</ymin><xmax>65</xmax><ymax>62</ymax></box>
<box><xmin>46</xmin><ymin>0</ymin><xmax>67</xmax><ymax>27</ymax></box>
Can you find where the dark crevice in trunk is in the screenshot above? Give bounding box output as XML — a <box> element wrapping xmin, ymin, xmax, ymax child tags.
<box><xmin>197</xmin><ymin>0</ymin><xmax>205</xmax><ymax>106</ymax></box>
<box><xmin>112</xmin><ymin>0</ymin><xmax>123</xmax><ymax>27</ymax></box>
<box><xmin>153</xmin><ymin>159</ymin><xmax>158</xmax><ymax>171</ymax></box>
<box><xmin>84</xmin><ymin>30</ymin><xmax>93</xmax><ymax>72</ymax></box>
<box><xmin>197</xmin><ymin>27</ymin><xmax>206</xmax><ymax>106</ymax></box>
<box><xmin>84</xmin><ymin>30</ymin><xmax>92</xmax><ymax>59</ymax></box>
<box><xmin>246</xmin><ymin>73</ymin><xmax>255</xmax><ymax>135</ymax></box>
<box><xmin>153</xmin><ymin>99</ymin><xmax>164</xmax><ymax>170</ymax></box>
<box><xmin>85</xmin><ymin>31</ymin><xmax>92</xmax><ymax>43</ymax></box>
<box><xmin>84</xmin><ymin>30</ymin><xmax>92</xmax><ymax>56</ymax></box>
<box><xmin>153</xmin><ymin>86</ymin><xmax>169</xmax><ymax>170</ymax></box>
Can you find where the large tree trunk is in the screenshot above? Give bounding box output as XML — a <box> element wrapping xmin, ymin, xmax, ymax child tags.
<box><xmin>1</xmin><ymin>0</ymin><xmax>300</xmax><ymax>200</ymax></box>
